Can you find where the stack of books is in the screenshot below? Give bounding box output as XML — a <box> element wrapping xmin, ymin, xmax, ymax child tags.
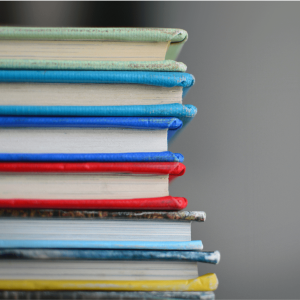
<box><xmin>0</xmin><ymin>27</ymin><xmax>220</xmax><ymax>300</ymax></box>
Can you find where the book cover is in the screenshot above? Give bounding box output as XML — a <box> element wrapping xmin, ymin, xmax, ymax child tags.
<box><xmin>0</xmin><ymin>240</ymin><xmax>204</xmax><ymax>251</ymax></box>
<box><xmin>0</xmin><ymin>196</ymin><xmax>187</xmax><ymax>210</ymax></box>
<box><xmin>0</xmin><ymin>273</ymin><xmax>218</xmax><ymax>291</ymax></box>
<box><xmin>0</xmin><ymin>291</ymin><xmax>215</xmax><ymax>300</ymax></box>
<box><xmin>0</xmin><ymin>103</ymin><xmax>197</xmax><ymax>135</ymax></box>
<box><xmin>0</xmin><ymin>152</ymin><xmax>184</xmax><ymax>163</ymax></box>
<box><xmin>0</xmin><ymin>60</ymin><xmax>187</xmax><ymax>72</ymax></box>
<box><xmin>0</xmin><ymin>249</ymin><xmax>220</xmax><ymax>264</ymax></box>
<box><xmin>0</xmin><ymin>161</ymin><xmax>185</xmax><ymax>175</ymax></box>
<box><xmin>0</xmin><ymin>27</ymin><xmax>188</xmax><ymax>64</ymax></box>
<box><xmin>0</xmin><ymin>70</ymin><xmax>194</xmax><ymax>98</ymax></box>
<box><xmin>0</xmin><ymin>210</ymin><xmax>205</xmax><ymax>222</ymax></box>
<box><xmin>0</xmin><ymin>116</ymin><xmax>183</xmax><ymax>141</ymax></box>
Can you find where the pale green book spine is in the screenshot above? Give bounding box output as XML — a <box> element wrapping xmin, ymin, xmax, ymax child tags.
<box><xmin>0</xmin><ymin>59</ymin><xmax>187</xmax><ymax>72</ymax></box>
<box><xmin>0</xmin><ymin>27</ymin><xmax>188</xmax><ymax>42</ymax></box>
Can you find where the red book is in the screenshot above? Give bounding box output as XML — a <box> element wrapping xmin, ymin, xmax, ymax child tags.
<box><xmin>0</xmin><ymin>162</ymin><xmax>187</xmax><ymax>210</ymax></box>
<box><xmin>0</xmin><ymin>196</ymin><xmax>187</xmax><ymax>210</ymax></box>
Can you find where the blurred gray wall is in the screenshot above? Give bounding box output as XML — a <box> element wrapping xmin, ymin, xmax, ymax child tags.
<box><xmin>1</xmin><ymin>2</ymin><xmax>300</xmax><ymax>299</ymax></box>
<box><xmin>139</xmin><ymin>3</ymin><xmax>300</xmax><ymax>299</ymax></box>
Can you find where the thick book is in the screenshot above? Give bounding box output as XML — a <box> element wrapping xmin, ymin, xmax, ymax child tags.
<box><xmin>0</xmin><ymin>210</ymin><xmax>203</xmax><ymax>245</ymax></box>
<box><xmin>0</xmin><ymin>291</ymin><xmax>215</xmax><ymax>300</ymax></box>
<box><xmin>0</xmin><ymin>27</ymin><xmax>187</xmax><ymax>69</ymax></box>
<box><xmin>0</xmin><ymin>117</ymin><xmax>183</xmax><ymax>153</ymax></box>
<box><xmin>0</xmin><ymin>211</ymin><xmax>206</xmax><ymax>244</ymax></box>
<box><xmin>0</xmin><ymin>162</ymin><xmax>185</xmax><ymax>204</ymax></box>
<box><xmin>0</xmin><ymin>210</ymin><xmax>201</xmax><ymax>244</ymax></box>
<box><xmin>0</xmin><ymin>103</ymin><xmax>197</xmax><ymax>132</ymax></box>
<box><xmin>0</xmin><ymin>70</ymin><xmax>194</xmax><ymax>106</ymax></box>
<box><xmin>0</xmin><ymin>249</ymin><xmax>220</xmax><ymax>264</ymax></box>
<box><xmin>0</xmin><ymin>273</ymin><xmax>218</xmax><ymax>291</ymax></box>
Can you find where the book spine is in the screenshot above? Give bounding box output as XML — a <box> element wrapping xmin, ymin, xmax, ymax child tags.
<box><xmin>0</xmin><ymin>60</ymin><xmax>187</xmax><ymax>72</ymax></box>
<box><xmin>0</xmin><ymin>70</ymin><xmax>194</xmax><ymax>87</ymax></box>
<box><xmin>0</xmin><ymin>152</ymin><xmax>184</xmax><ymax>163</ymax></box>
<box><xmin>0</xmin><ymin>196</ymin><xmax>187</xmax><ymax>210</ymax></box>
<box><xmin>0</xmin><ymin>116</ymin><xmax>182</xmax><ymax>130</ymax></box>
<box><xmin>0</xmin><ymin>240</ymin><xmax>204</xmax><ymax>251</ymax></box>
<box><xmin>0</xmin><ymin>291</ymin><xmax>215</xmax><ymax>300</ymax></box>
<box><xmin>0</xmin><ymin>274</ymin><xmax>218</xmax><ymax>291</ymax></box>
<box><xmin>0</xmin><ymin>104</ymin><xmax>197</xmax><ymax>118</ymax></box>
<box><xmin>0</xmin><ymin>210</ymin><xmax>205</xmax><ymax>222</ymax></box>
<box><xmin>0</xmin><ymin>249</ymin><xmax>220</xmax><ymax>264</ymax></box>
<box><xmin>0</xmin><ymin>162</ymin><xmax>186</xmax><ymax>176</ymax></box>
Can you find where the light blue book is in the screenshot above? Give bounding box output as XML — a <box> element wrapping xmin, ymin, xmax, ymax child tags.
<box><xmin>0</xmin><ymin>71</ymin><xmax>197</xmax><ymax>131</ymax></box>
<box><xmin>0</xmin><ymin>249</ymin><xmax>220</xmax><ymax>264</ymax></box>
<box><xmin>0</xmin><ymin>240</ymin><xmax>204</xmax><ymax>251</ymax></box>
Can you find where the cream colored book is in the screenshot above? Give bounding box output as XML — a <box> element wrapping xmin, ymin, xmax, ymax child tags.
<box><xmin>0</xmin><ymin>27</ymin><xmax>188</xmax><ymax>71</ymax></box>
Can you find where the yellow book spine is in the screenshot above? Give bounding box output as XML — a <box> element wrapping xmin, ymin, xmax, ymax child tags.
<box><xmin>0</xmin><ymin>273</ymin><xmax>218</xmax><ymax>292</ymax></box>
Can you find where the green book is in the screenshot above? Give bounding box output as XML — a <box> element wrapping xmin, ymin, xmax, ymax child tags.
<box><xmin>0</xmin><ymin>27</ymin><xmax>188</xmax><ymax>71</ymax></box>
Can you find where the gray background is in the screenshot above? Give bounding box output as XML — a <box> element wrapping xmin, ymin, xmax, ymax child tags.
<box><xmin>1</xmin><ymin>2</ymin><xmax>300</xmax><ymax>299</ymax></box>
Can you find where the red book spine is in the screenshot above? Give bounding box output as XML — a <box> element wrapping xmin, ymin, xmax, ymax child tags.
<box><xmin>0</xmin><ymin>196</ymin><xmax>188</xmax><ymax>211</ymax></box>
<box><xmin>0</xmin><ymin>162</ymin><xmax>186</xmax><ymax>176</ymax></box>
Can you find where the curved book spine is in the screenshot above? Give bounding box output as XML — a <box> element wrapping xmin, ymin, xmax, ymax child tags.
<box><xmin>0</xmin><ymin>249</ymin><xmax>220</xmax><ymax>264</ymax></box>
<box><xmin>0</xmin><ymin>273</ymin><xmax>218</xmax><ymax>291</ymax></box>
<box><xmin>0</xmin><ymin>196</ymin><xmax>187</xmax><ymax>210</ymax></box>
<box><xmin>0</xmin><ymin>152</ymin><xmax>184</xmax><ymax>163</ymax></box>
<box><xmin>0</xmin><ymin>60</ymin><xmax>188</xmax><ymax>72</ymax></box>
<box><xmin>0</xmin><ymin>210</ymin><xmax>204</xmax><ymax>222</ymax></box>
<box><xmin>0</xmin><ymin>291</ymin><xmax>215</xmax><ymax>300</ymax></box>
<box><xmin>0</xmin><ymin>162</ymin><xmax>186</xmax><ymax>176</ymax></box>
<box><xmin>0</xmin><ymin>240</ymin><xmax>204</xmax><ymax>251</ymax></box>
<box><xmin>0</xmin><ymin>70</ymin><xmax>194</xmax><ymax>88</ymax></box>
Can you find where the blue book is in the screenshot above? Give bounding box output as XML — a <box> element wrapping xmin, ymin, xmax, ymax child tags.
<box><xmin>0</xmin><ymin>71</ymin><xmax>197</xmax><ymax>130</ymax></box>
<box><xmin>0</xmin><ymin>70</ymin><xmax>195</xmax><ymax>96</ymax></box>
<box><xmin>0</xmin><ymin>116</ymin><xmax>183</xmax><ymax>155</ymax></box>
<box><xmin>0</xmin><ymin>151</ymin><xmax>184</xmax><ymax>162</ymax></box>
<box><xmin>0</xmin><ymin>240</ymin><xmax>204</xmax><ymax>251</ymax></box>
<box><xmin>0</xmin><ymin>249</ymin><xmax>220</xmax><ymax>264</ymax></box>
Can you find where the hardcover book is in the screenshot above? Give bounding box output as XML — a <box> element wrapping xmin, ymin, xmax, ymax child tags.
<box><xmin>0</xmin><ymin>27</ymin><xmax>188</xmax><ymax>70</ymax></box>
<box><xmin>0</xmin><ymin>162</ymin><xmax>185</xmax><ymax>207</ymax></box>
<box><xmin>0</xmin><ymin>70</ymin><xmax>194</xmax><ymax>106</ymax></box>
<box><xmin>0</xmin><ymin>210</ymin><xmax>207</xmax><ymax>247</ymax></box>
<box><xmin>0</xmin><ymin>117</ymin><xmax>183</xmax><ymax>153</ymax></box>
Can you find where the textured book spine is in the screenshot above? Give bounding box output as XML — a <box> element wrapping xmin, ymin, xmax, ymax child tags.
<box><xmin>0</xmin><ymin>273</ymin><xmax>218</xmax><ymax>291</ymax></box>
<box><xmin>0</xmin><ymin>152</ymin><xmax>184</xmax><ymax>163</ymax></box>
<box><xmin>0</xmin><ymin>70</ymin><xmax>194</xmax><ymax>88</ymax></box>
<box><xmin>0</xmin><ymin>210</ymin><xmax>204</xmax><ymax>222</ymax></box>
<box><xmin>0</xmin><ymin>60</ymin><xmax>187</xmax><ymax>72</ymax></box>
<box><xmin>0</xmin><ymin>240</ymin><xmax>204</xmax><ymax>251</ymax></box>
<box><xmin>0</xmin><ymin>197</ymin><xmax>188</xmax><ymax>210</ymax></box>
<box><xmin>0</xmin><ymin>116</ymin><xmax>182</xmax><ymax>129</ymax></box>
<box><xmin>0</xmin><ymin>162</ymin><xmax>186</xmax><ymax>175</ymax></box>
<box><xmin>0</xmin><ymin>249</ymin><xmax>220</xmax><ymax>264</ymax></box>
<box><xmin>0</xmin><ymin>291</ymin><xmax>215</xmax><ymax>300</ymax></box>
<box><xmin>0</xmin><ymin>27</ymin><xmax>188</xmax><ymax>42</ymax></box>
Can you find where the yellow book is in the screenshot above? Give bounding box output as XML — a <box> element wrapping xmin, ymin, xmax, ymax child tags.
<box><xmin>0</xmin><ymin>273</ymin><xmax>218</xmax><ymax>292</ymax></box>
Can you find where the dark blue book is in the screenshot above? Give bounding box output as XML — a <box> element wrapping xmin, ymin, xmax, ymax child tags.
<box><xmin>0</xmin><ymin>116</ymin><xmax>183</xmax><ymax>155</ymax></box>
